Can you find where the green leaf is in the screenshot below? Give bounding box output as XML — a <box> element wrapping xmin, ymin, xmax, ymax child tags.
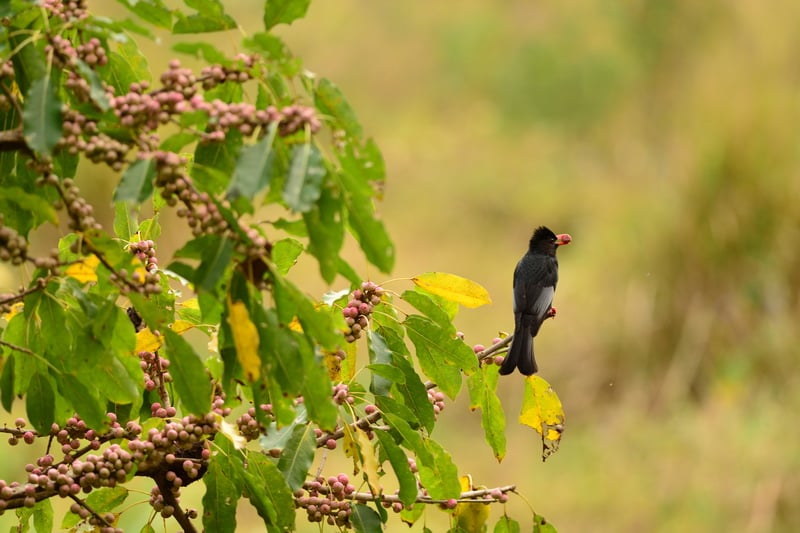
<box><xmin>174</xmin><ymin>0</ymin><xmax>236</xmax><ymax>33</ymax></box>
<box><xmin>272</xmin><ymin>237</ymin><xmax>303</xmax><ymax>275</ymax></box>
<box><xmin>401</xmin><ymin>289</ymin><xmax>455</xmax><ymax>331</ymax></box>
<box><xmin>104</xmin><ymin>37</ymin><xmax>152</xmax><ymax>95</ymax></box>
<box><xmin>367</xmin><ymin>330</ymin><xmax>394</xmax><ymax>396</ymax></box>
<box><xmin>1</xmin><ymin>354</ymin><xmax>15</xmax><ymax>412</ymax></box>
<box><xmin>114</xmin><ymin>0</ymin><xmax>173</xmax><ymax>29</ymax></box>
<box><xmin>390</xmin><ymin>354</ymin><xmax>436</xmax><ymax>433</ymax></box>
<box><xmin>74</xmin><ymin>60</ymin><xmax>110</xmax><ymax>111</ymax></box>
<box><xmin>58</xmin><ymin>375</ymin><xmax>106</xmax><ymax>429</ymax></box>
<box><xmin>203</xmin><ymin>446</ymin><xmax>241</xmax><ymax>533</ymax></box>
<box><xmin>283</xmin><ymin>143</ymin><xmax>326</xmax><ymax>213</ymax></box>
<box><xmin>114</xmin><ymin>158</ymin><xmax>155</xmax><ymax>203</ymax></box>
<box><xmin>494</xmin><ymin>515</ymin><xmax>522</xmax><ymax>533</ymax></box>
<box><xmin>242</xmin><ymin>452</ymin><xmax>296</xmax><ymax>529</ymax></box>
<box><xmin>26</xmin><ymin>372</ymin><xmax>55</xmax><ymax>433</ymax></box>
<box><xmin>173</xmin><ymin>12</ymin><xmax>236</xmax><ymax>33</ymax></box>
<box><xmin>466</xmin><ymin>366</ymin><xmax>507</xmax><ymax>462</ymax></box>
<box><xmin>32</xmin><ymin>498</ymin><xmax>53</xmax><ymax>532</ymax></box>
<box><xmin>533</xmin><ymin>513</ymin><xmax>558</xmax><ymax>533</ymax></box>
<box><xmin>22</xmin><ymin>75</ymin><xmax>63</xmax><ymax>156</ymax></box>
<box><xmin>338</xmin><ymin>165</ymin><xmax>394</xmax><ymax>272</ymax></box>
<box><xmin>226</xmin><ymin>123</ymin><xmax>277</xmax><ymax>204</ymax></box>
<box><xmin>163</xmin><ymin>329</ymin><xmax>212</xmax><ymax>415</ymax></box>
<box><xmin>351</xmin><ymin>503</ymin><xmax>383</xmax><ymax>533</ymax></box>
<box><xmin>277</xmin><ymin>424</ymin><xmax>316</xmax><ymax>491</ymax></box>
<box><xmin>298</xmin><ymin>345</ymin><xmax>337</xmax><ymax>431</ymax></box>
<box><xmin>315</xmin><ymin>78</ymin><xmax>363</xmax><ymax>138</ymax></box>
<box><xmin>195</xmin><ymin>235</ymin><xmax>234</xmax><ymax>292</ymax></box>
<box><xmin>417</xmin><ymin>439</ymin><xmax>460</xmax><ymax>500</ymax></box>
<box><xmin>263</xmin><ymin>0</ymin><xmax>311</xmax><ymax>30</ymax></box>
<box><xmin>0</xmin><ymin>186</ymin><xmax>58</xmax><ymax>227</ymax></box>
<box><xmin>173</xmin><ymin>41</ymin><xmax>229</xmax><ymax>63</ymax></box>
<box><xmin>113</xmin><ymin>201</ymin><xmax>138</xmax><ymax>240</ymax></box>
<box><xmin>273</xmin><ymin>274</ymin><xmax>341</xmax><ymax>349</ymax></box>
<box><xmin>374</xmin><ymin>430</ymin><xmax>418</xmax><ymax>507</ymax></box>
<box><xmin>405</xmin><ymin>314</ymin><xmax>478</xmax><ymax>399</ymax></box>
<box><xmin>303</xmin><ymin>185</ymin><xmax>344</xmax><ymax>283</ymax></box>
<box><xmin>382</xmin><ymin>413</ymin><xmax>429</xmax><ymax>463</ymax></box>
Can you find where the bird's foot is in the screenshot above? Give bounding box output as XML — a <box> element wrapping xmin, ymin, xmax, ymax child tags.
<box><xmin>547</xmin><ymin>307</ymin><xmax>557</xmax><ymax>319</ymax></box>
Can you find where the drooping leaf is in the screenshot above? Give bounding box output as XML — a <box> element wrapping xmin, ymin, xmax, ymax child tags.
<box><xmin>272</xmin><ymin>237</ymin><xmax>303</xmax><ymax>275</ymax></box>
<box><xmin>405</xmin><ymin>314</ymin><xmax>478</xmax><ymax>399</ymax></box>
<box><xmin>283</xmin><ymin>143</ymin><xmax>325</xmax><ymax>213</ymax></box>
<box><xmin>227</xmin><ymin>123</ymin><xmax>277</xmax><ymax>204</ymax></box>
<box><xmin>351</xmin><ymin>503</ymin><xmax>383</xmax><ymax>533</ymax></box>
<box><xmin>315</xmin><ymin>78</ymin><xmax>363</xmax><ymax>138</ymax></box>
<box><xmin>32</xmin><ymin>498</ymin><xmax>54</xmax><ymax>532</ymax></box>
<box><xmin>374</xmin><ymin>430</ymin><xmax>418</xmax><ymax>507</ymax></box>
<box><xmin>389</xmin><ymin>353</ymin><xmax>435</xmax><ymax>433</ymax></box>
<box><xmin>105</xmin><ymin>37</ymin><xmax>153</xmax><ymax>95</ymax></box>
<box><xmin>163</xmin><ymin>329</ymin><xmax>213</xmax><ymax>415</ymax></box>
<box><xmin>455</xmin><ymin>475</ymin><xmax>490</xmax><ymax>533</ymax></box>
<box><xmin>114</xmin><ymin>158</ymin><xmax>155</xmax><ymax>203</ymax></box>
<box><xmin>417</xmin><ymin>438</ymin><xmax>460</xmax><ymax>501</ymax></box>
<box><xmin>263</xmin><ymin>0</ymin><xmax>311</xmax><ymax>30</ymax></box>
<box><xmin>303</xmin><ymin>185</ymin><xmax>344</xmax><ymax>283</ymax></box>
<box><xmin>277</xmin><ymin>424</ymin><xmax>317</xmax><ymax>491</ymax></box>
<box><xmin>466</xmin><ymin>366</ymin><xmax>506</xmax><ymax>462</ymax></box>
<box><xmin>519</xmin><ymin>375</ymin><xmax>566</xmax><ymax>461</ymax></box>
<box><xmin>412</xmin><ymin>272</ymin><xmax>492</xmax><ymax>309</ymax></box>
<box><xmin>22</xmin><ymin>75</ymin><xmax>63</xmax><ymax>156</ymax></box>
<box><xmin>173</xmin><ymin>41</ymin><xmax>228</xmax><ymax>64</ymax></box>
<box><xmin>354</xmin><ymin>426</ymin><xmax>381</xmax><ymax>495</ymax></box>
<box><xmin>242</xmin><ymin>452</ymin><xmax>295</xmax><ymax>530</ymax></box>
<box><xmin>113</xmin><ymin>201</ymin><xmax>138</xmax><ymax>240</ymax></box>
<box><xmin>203</xmin><ymin>441</ymin><xmax>242</xmax><ymax>533</ymax></box>
<box><xmin>494</xmin><ymin>515</ymin><xmax>522</xmax><ymax>533</ymax></box>
<box><xmin>226</xmin><ymin>298</ymin><xmax>260</xmax><ymax>382</ymax></box>
<box><xmin>26</xmin><ymin>372</ymin><xmax>55</xmax><ymax>433</ymax></box>
<box><xmin>0</xmin><ymin>187</ymin><xmax>58</xmax><ymax>227</ymax></box>
<box><xmin>195</xmin><ymin>235</ymin><xmax>233</xmax><ymax>292</ymax></box>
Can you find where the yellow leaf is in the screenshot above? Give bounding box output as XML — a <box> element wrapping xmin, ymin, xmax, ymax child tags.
<box><xmin>519</xmin><ymin>375</ymin><xmax>566</xmax><ymax>461</ymax></box>
<box><xmin>226</xmin><ymin>299</ymin><xmax>261</xmax><ymax>382</ymax></box>
<box><xmin>171</xmin><ymin>320</ymin><xmax>194</xmax><ymax>335</ymax></box>
<box><xmin>288</xmin><ymin>317</ymin><xmax>303</xmax><ymax>332</ymax></box>
<box><xmin>324</xmin><ymin>343</ymin><xmax>356</xmax><ymax>382</ymax></box>
<box><xmin>218</xmin><ymin>416</ymin><xmax>247</xmax><ymax>450</ymax></box>
<box><xmin>455</xmin><ymin>474</ymin><xmax>490</xmax><ymax>533</ymax></box>
<box><xmin>342</xmin><ymin>424</ymin><xmax>359</xmax><ymax>462</ymax></box>
<box><xmin>2</xmin><ymin>302</ymin><xmax>23</xmax><ymax>321</ymax></box>
<box><xmin>354</xmin><ymin>427</ymin><xmax>382</xmax><ymax>496</ymax></box>
<box><xmin>65</xmin><ymin>255</ymin><xmax>100</xmax><ymax>283</ymax></box>
<box><xmin>178</xmin><ymin>298</ymin><xmax>200</xmax><ymax>310</ymax></box>
<box><xmin>135</xmin><ymin>328</ymin><xmax>163</xmax><ymax>353</ymax></box>
<box><xmin>412</xmin><ymin>272</ymin><xmax>492</xmax><ymax>308</ymax></box>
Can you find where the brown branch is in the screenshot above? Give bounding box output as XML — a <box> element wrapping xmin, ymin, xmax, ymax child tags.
<box><xmin>154</xmin><ymin>473</ymin><xmax>197</xmax><ymax>533</ymax></box>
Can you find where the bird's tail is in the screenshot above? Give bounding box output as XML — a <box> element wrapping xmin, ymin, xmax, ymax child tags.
<box><xmin>499</xmin><ymin>322</ymin><xmax>537</xmax><ymax>375</ymax></box>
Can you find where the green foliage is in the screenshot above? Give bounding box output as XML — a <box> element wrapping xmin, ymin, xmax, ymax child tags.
<box><xmin>0</xmin><ymin>1</ymin><xmax>559</xmax><ymax>532</ymax></box>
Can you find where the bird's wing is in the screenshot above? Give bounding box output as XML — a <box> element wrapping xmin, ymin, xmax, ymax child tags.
<box><xmin>530</xmin><ymin>285</ymin><xmax>554</xmax><ymax>320</ymax></box>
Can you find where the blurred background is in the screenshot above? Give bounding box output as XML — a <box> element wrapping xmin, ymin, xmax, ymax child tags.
<box><xmin>4</xmin><ymin>1</ymin><xmax>800</xmax><ymax>531</ymax></box>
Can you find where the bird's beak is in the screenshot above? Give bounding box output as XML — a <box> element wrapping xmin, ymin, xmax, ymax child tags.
<box><xmin>555</xmin><ymin>233</ymin><xmax>572</xmax><ymax>246</ymax></box>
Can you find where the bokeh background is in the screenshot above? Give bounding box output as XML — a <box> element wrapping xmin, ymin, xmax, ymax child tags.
<box><xmin>3</xmin><ymin>1</ymin><xmax>800</xmax><ymax>531</ymax></box>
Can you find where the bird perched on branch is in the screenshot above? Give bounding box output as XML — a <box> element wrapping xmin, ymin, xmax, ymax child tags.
<box><xmin>500</xmin><ymin>226</ymin><xmax>571</xmax><ymax>376</ymax></box>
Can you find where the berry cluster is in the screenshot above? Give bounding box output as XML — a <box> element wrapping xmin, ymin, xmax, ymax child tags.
<box><xmin>342</xmin><ymin>281</ymin><xmax>384</xmax><ymax>342</ymax></box>
<box><xmin>428</xmin><ymin>388</ymin><xmax>446</xmax><ymax>416</ymax></box>
<box><xmin>332</xmin><ymin>383</ymin><xmax>355</xmax><ymax>406</ymax></box>
<box><xmin>128</xmin><ymin>239</ymin><xmax>159</xmax><ymax>273</ymax></box>
<box><xmin>295</xmin><ymin>473</ymin><xmax>357</xmax><ymax>527</ymax></box>
<box><xmin>129</xmin><ymin>410</ymin><xmax>216</xmax><ymax>487</ymax></box>
<box><xmin>138</xmin><ymin>350</ymin><xmax>172</xmax><ymax>392</ymax></box>
<box><xmin>234</xmin><ymin>404</ymin><xmax>274</xmax><ymax>442</ymax></box>
<box><xmin>199</xmin><ymin>53</ymin><xmax>256</xmax><ymax>90</ymax></box>
<box><xmin>60</xmin><ymin>110</ymin><xmax>131</xmax><ymax>171</ymax></box>
<box><xmin>149</xmin><ymin>485</ymin><xmax>198</xmax><ymax>520</ymax></box>
<box><xmin>42</xmin><ymin>0</ymin><xmax>88</xmax><ymax>22</ymax></box>
<box><xmin>0</xmin><ymin>216</ymin><xmax>29</xmax><ymax>265</ymax></box>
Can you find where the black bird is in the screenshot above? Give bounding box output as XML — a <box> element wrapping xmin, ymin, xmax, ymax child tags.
<box><xmin>500</xmin><ymin>226</ymin><xmax>571</xmax><ymax>375</ymax></box>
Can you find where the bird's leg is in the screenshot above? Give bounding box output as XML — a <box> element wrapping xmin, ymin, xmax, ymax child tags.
<box><xmin>546</xmin><ymin>307</ymin><xmax>557</xmax><ymax>319</ymax></box>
